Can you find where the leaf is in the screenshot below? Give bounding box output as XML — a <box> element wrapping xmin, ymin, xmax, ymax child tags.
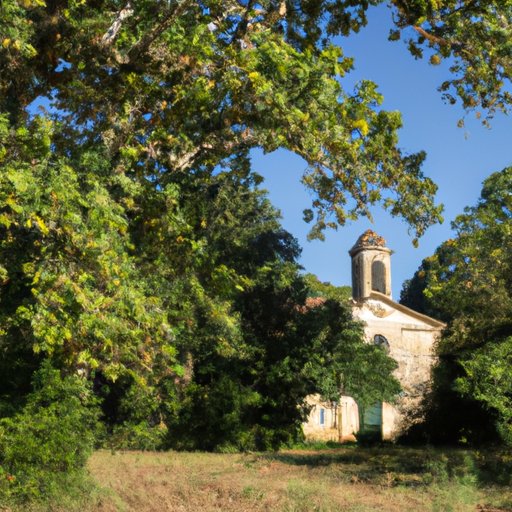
<box><xmin>429</xmin><ymin>55</ymin><xmax>441</xmax><ymax>66</ymax></box>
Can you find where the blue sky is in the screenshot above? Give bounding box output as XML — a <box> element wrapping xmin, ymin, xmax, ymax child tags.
<box><xmin>251</xmin><ymin>5</ymin><xmax>512</xmax><ymax>299</ymax></box>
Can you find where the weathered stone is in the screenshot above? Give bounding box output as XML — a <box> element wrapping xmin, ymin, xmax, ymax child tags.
<box><xmin>349</xmin><ymin>229</ymin><xmax>393</xmax><ymax>299</ymax></box>
<box><xmin>303</xmin><ymin>394</ymin><xmax>359</xmax><ymax>442</ymax></box>
<box><xmin>303</xmin><ymin>230</ymin><xmax>445</xmax><ymax>441</ymax></box>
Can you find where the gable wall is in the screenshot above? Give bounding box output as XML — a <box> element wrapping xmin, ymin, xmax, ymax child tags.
<box><xmin>352</xmin><ymin>299</ymin><xmax>442</xmax><ymax>437</ymax></box>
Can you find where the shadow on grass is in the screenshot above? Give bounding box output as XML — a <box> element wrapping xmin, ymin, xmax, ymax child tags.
<box><xmin>264</xmin><ymin>447</ymin><xmax>425</xmax><ymax>474</ymax></box>
<box><xmin>259</xmin><ymin>445</ymin><xmax>512</xmax><ymax>488</ymax></box>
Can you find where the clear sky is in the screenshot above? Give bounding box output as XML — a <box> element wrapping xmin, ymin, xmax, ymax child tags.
<box><xmin>251</xmin><ymin>5</ymin><xmax>512</xmax><ymax>299</ymax></box>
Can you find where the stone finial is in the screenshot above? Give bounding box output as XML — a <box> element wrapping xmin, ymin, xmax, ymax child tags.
<box><xmin>349</xmin><ymin>229</ymin><xmax>387</xmax><ymax>255</ymax></box>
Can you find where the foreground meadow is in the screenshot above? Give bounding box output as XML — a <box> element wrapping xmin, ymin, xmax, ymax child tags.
<box><xmin>14</xmin><ymin>445</ymin><xmax>512</xmax><ymax>512</ymax></box>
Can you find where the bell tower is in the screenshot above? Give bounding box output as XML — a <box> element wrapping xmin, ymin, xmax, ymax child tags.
<box><xmin>349</xmin><ymin>230</ymin><xmax>393</xmax><ymax>300</ymax></box>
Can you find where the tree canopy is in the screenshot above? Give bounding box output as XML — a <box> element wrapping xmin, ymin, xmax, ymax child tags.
<box><xmin>400</xmin><ymin>167</ymin><xmax>512</xmax><ymax>445</ymax></box>
<box><xmin>0</xmin><ymin>116</ymin><xmax>402</xmax><ymax>451</ymax></box>
<box><xmin>1</xmin><ymin>0</ymin><xmax>511</xmax><ymax>240</ymax></box>
<box><xmin>0</xmin><ymin>0</ymin><xmax>452</xmax><ymax>242</ymax></box>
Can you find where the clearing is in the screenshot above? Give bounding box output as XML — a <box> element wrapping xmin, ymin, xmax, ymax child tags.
<box><xmin>81</xmin><ymin>446</ymin><xmax>512</xmax><ymax>512</ymax></box>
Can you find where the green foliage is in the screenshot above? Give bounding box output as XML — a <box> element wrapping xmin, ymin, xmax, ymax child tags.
<box><xmin>0</xmin><ymin>111</ymin><xmax>401</xmax><ymax>454</ymax></box>
<box><xmin>3</xmin><ymin>0</ymin><xmax>509</xmax><ymax>465</ymax></box>
<box><xmin>401</xmin><ymin>167</ymin><xmax>512</xmax><ymax>445</ymax></box>
<box><xmin>149</xmin><ymin>171</ymin><xmax>401</xmax><ymax>451</ymax></box>
<box><xmin>0</xmin><ymin>112</ymin><xmax>177</xmax><ymax>378</ymax></box>
<box><xmin>0</xmin><ymin>361</ymin><xmax>100</xmax><ymax>502</ymax></box>
<box><xmin>402</xmin><ymin>356</ymin><xmax>501</xmax><ymax>446</ymax></box>
<box><xmin>109</xmin><ymin>422</ymin><xmax>168</xmax><ymax>452</ymax></box>
<box><xmin>399</xmin><ymin>258</ymin><xmax>446</xmax><ymax>321</ymax></box>
<box><xmin>287</xmin><ymin>439</ymin><xmax>352</xmax><ymax>450</ymax></box>
<box><xmin>0</xmin><ymin>0</ymin><xmax>444</xmax><ymax>242</ymax></box>
<box><xmin>455</xmin><ymin>337</ymin><xmax>512</xmax><ymax>445</ymax></box>
<box><xmin>303</xmin><ymin>273</ymin><xmax>352</xmax><ymax>302</ymax></box>
<box><xmin>404</xmin><ymin>166</ymin><xmax>512</xmax><ymax>354</ymax></box>
<box><xmin>389</xmin><ymin>0</ymin><xmax>512</xmax><ymax>122</ymax></box>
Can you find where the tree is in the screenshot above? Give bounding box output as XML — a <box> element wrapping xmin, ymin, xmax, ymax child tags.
<box><xmin>0</xmin><ymin>128</ymin><xmax>400</xmax><ymax>452</ymax></box>
<box><xmin>303</xmin><ymin>273</ymin><xmax>352</xmax><ymax>303</ymax></box>
<box><xmin>403</xmin><ymin>167</ymin><xmax>512</xmax><ymax>352</ymax></box>
<box><xmin>385</xmin><ymin>0</ymin><xmax>512</xmax><ymax>124</ymax></box>
<box><xmin>400</xmin><ymin>167</ymin><xmax>512</xmax><ymax>445</ymax></box>
<box><xmin>124</xmin><ymin>167</ymin><xmax>400</xmax><ymax>451</ymax></box>
<box><xmin>0</xmin><ymin>115</ymin><xmax>178</xmax><ymax>416</ymax></box>
<box><xmin>0</xmin><ymin>361</ymin><xmax>100</xmax><ymax>500</ymax></box>
<box><xmin>399</xmin><ymin>251</ymin><xmax>452</xmax><ymax>322</ymax></box>
<box><xmin>1</xmin><ymin>0</ymin><xmax>510</xmax><ymax>242</ymax></box>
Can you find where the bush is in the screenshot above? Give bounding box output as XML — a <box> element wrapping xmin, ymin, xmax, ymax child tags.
<box><xmin>109</xmin><ymin>421</ymin><xmax>168</xmax><ymax>451</ymax></box>
<box><xmin>0</xmin><ymin>361</ymin><xmax>100</xmax><ymax>502</ymax></box>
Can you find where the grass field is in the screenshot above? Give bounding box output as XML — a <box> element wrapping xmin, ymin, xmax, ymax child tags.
<box><xmin>9</xmin><ymin>445</ymin><xmax>512</xmax><ymax>512</ymax></box>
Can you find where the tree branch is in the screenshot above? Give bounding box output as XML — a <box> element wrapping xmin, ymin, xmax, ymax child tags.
<box><xmin>413</xmin><ymin>25</ymin><xmax>445</xmax><ymax>44</ymax></box>
<box><xmin>101</xmin><ymin>4</ymin><xmax>134</xmax><ymax>46</ymax></box>
<box><xmin>168</xmin><ymin>132</ymin><xmax>258</xmax><ymax>171</ymax></box>
<box><xmin>127</xmin><ymin>0</ymin><xmax>195</xmax><ymax>63</ymax></box>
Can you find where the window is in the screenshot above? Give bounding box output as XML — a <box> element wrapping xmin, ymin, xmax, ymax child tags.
<box><xmin>320</xmin><ymin>408</ymin><xmax>325</xmax><ymax>426</ymax></box>
<box><xmin>374</xmin><ymin>334</ymin><xmax>389</xmax><ymax>352</ymax></box>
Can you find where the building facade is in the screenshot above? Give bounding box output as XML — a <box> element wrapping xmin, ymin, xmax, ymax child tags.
<box><xmin>303</xmin><ymin>230</ymin><xmax>445</xmax><ymax>441</ymax></box>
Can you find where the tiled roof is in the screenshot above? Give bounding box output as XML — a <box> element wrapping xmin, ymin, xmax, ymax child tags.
<box><xmin>305</xmin><ymin>297</ymin><xmax>327</xmax><ymax>308</ymax></box>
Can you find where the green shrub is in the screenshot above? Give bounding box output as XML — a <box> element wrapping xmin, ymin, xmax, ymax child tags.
<box><xmin>109</xmin><ymin>421</ymin><xmax>168</xmax><ymax>451</ymax></box>
<box><xmin>0</xmin><ymin>361</ymin><xmax>100</xmax><ymax>502</ymax></box>
<box><xmin>287</xmin><ymin>440</ymin><xmax>350</xmax><ymax>451</ymax></box>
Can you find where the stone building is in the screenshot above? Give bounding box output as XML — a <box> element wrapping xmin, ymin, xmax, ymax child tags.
<box><xmin>303</xmin><ymin>394</ymin><xmax>360</xmax><ymax>442</ymax></box>
<box><xmin>303</xmin><ymin>230</ymin><xmax>445</xmax><ymax>441</ymax></box>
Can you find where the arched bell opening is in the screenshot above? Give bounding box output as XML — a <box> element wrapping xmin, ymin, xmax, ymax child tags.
<box><xmin>371</xmin><ymin>259</ymin><xmax>386</xmax><ymax>294</ymax></box>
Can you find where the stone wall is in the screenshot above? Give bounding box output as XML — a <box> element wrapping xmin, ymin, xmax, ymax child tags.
<box><xmin>352</xmin><ymin>291</ymin><xmax>444</xmax><ymax>439</ymax></box>
<box><xmin>303</xmin><ymin>395</ymin><xmax>359</xmax><ymax>442</ymax></box>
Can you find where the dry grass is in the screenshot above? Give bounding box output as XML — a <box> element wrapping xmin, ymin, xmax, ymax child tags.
<box><xmin>81</xmin><ymin>447</ymin><xmax>512</xmax><ymax>512</ymax></box>
<box><xmin>7</xmin><ymin>446</ymin><xmax>512</xmax><ymax>512</ymax></box>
